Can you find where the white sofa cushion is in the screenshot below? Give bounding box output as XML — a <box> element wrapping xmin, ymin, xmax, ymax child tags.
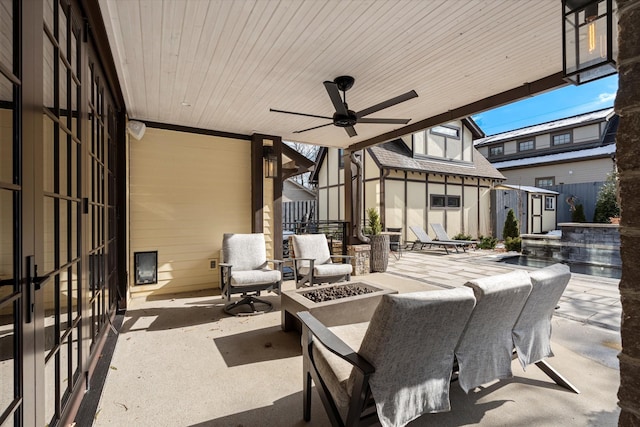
<box><xmin>223</xmin><ymin>233</ymin><xmax>267</xmax><ymax>271</ymax></box>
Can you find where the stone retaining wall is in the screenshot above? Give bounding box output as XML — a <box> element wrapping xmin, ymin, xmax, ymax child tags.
<box><xmin>522</xmin><ymin>222</ymin><xmax>620</xmax><ymax>267</ymax></box>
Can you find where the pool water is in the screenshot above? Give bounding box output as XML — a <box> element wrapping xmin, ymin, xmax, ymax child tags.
<box><xmin>499</xmin><ymin>256</ymin><xmax>621</xmax><ymax>280</ymax></box>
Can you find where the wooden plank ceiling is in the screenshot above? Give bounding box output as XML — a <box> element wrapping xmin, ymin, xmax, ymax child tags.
<box><xmin>98</xmin><ymin>0</ymin><xmax>564</xmax><ymax>149</ymax></box>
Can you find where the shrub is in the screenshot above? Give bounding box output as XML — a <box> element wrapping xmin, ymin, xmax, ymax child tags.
<box><xmin>366</xmin><ymin>208</ymin><xmax>382</xmax><ymax>235</ymax></box>
<box><xmin>477</xmin><ymin>235</ymin><xmax>497</xmax><ymax>250</ymax></box>
<box><xmin>503</xmin><ymin>209</ymin><xmax>520</xmax><ymax>240</ymax></box>
<box><xmin>593</xmin><ymin>172</ymin><xmax>620</xmax><ymax>223</ymax></box>
<box><xmin>571</xmin><ymin>204</ymin><xmax>587</xmax><ymax>223</ymax></box>
<box><xmin>505</xmin><ymin>236</ymin><xmax>522</xmax><ymax>252</ymax></box>
<box><xmin>452</xmin><ymin>232</ymin><xmax>473</xmax><ymax>241</ymax></box>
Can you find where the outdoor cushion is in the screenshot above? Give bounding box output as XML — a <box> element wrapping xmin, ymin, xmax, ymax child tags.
<box><xmin>230</xmin><ymin>268</ymin><xmax>281</xmax><ymax>286</ymax></box>
<box><xmin>456</xmin><ymin>270</ymin><xmax>532</xmax><ymax>393</ymax></box>
<box><xmin>292</xmin><ymin>234</ymin><xmax>332</xmax><ymax>267</ymax></box>
<box><xmin>311</xmin><ymin>322</ymin><xmax>370</xmax><ymax>410</ymax></box>
<box><xmin>298</xmin><ymin>263</ymin><xmax>353</xmax><ymax>278</ymax></box>
<box><xmin>223</xmin><ymin>233</ymin><xmax>267</xmax><ymax>271</ymax></box>
<box><xmin>513</xmin><ymin>263</ymin><xmax>571</xmax><ymax>368</ymax></box>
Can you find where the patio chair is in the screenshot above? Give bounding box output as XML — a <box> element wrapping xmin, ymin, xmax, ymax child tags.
<box><xmin>219</xmin><ymin>233</ymin><xmax>283</xmax><ymax>316</ymax></box>
<box><xmin>291</xmin><ymin>234</ymin><xmax>353</xmax><ymax>288</ymax></box>
<box><xmin>430</xmin><ymin>223</ymin><xmax>478</xmax><ymax>248</ymax></box>
<box><xmin>299</xmin><ymin>288</ymin><xmax>477</xmax><ymax>427</ymax></box>
<box><xmin>513</xmin><ymin>263</ymin><xmax>579</xmax><ymax>393</ymax></box>
<box><xmin>455</xmin><ymin>270</ymin><xmax>532</xmax><ymax>393</ymax></box>
<box><xmin>408</xmin><ymin>225</ymin><xmax>468</xmax><ymax>254</ymax></box>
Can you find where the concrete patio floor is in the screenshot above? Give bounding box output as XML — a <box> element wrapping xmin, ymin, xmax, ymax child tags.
<box><xmin>91</xmin><ymin>250</ymin><xmax>621</xmax><ymax>426</ymax></box>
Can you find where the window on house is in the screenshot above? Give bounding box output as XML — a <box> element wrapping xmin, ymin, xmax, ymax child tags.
<box><xmin>431</xmin><ymin>125</ymin><xmax>460</xmax><ymax>139</ymax></box>
<box><xmin>412</xmin><ymin>124</ymin><xmax>470</xmax><ymax>162</ymax></box>
<box><xmin>545</xmin><ymin>196</ymin><xmax>555</xmax><ymax>210</ymax></box>
<box><xmin>430</xmin><ymin>194</ymin><xmax>461</xmax><ymax>209</ymax></box>
<box><xmin>489</xmin><ymin>145</ymin><xmax>504</xmax><ymax>157</ymax></box>
<box><xmin>552</xmin><ymin>132</ymin><xmax>571</xmax><ymax>145</ymax></box>
<box><xmin>338</xmin><ymin>148</ymin><xmax>344</xmax><ymax>169</ymax></box>
<box><xmin>536</xmin><ymin>177</ymin><xmax>555</xmax><ymax>187</ymax></box>
<box><xmin>518</xmin><ymin>140</ymin><xmax>534</xmax><ymax>151</ymax></box>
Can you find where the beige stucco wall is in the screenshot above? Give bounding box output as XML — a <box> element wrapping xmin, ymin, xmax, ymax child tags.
<box><xmin>128</xmin><ymin>127</ymin><xmax>251</xmax><ymax>296</ymax></box>
<box><xmin>501</xmin><ymin>157</ymin><xmax>615</xmax><ymax>186</ymax></box>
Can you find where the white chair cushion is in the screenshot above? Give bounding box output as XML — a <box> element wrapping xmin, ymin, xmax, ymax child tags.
<box><xmin>292</xmin><ymin>234</ymin><xmax>332</xmax><ymax>267</ymax></box>
<box><xmin>298</xmin><ymin>263</ymin><xmax>352</xmax><ymax>277</ymax></box>
<box><xmin>223</xmin><ymin>233</ymin><xmax>267</xmax><ymax>271</ymax></box>
<box><xmin>456</xmin><ymin>270</ymin><xmax>532</xmax><ymax>393</ymax></box>
<box><xmin>513</xmin><ymin>263</ymin><xmax>571</xmax><ymax>368</ymax></box>
<box><xmin>230</xmin><ymin>268</ymin><xmax>281</xmax><ymax>286</ymax></box>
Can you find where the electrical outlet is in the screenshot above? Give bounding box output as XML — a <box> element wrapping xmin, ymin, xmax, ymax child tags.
<box><xmin>209</xmin><ymin>259</ymin><xmax>218</xmax><ymax>270</ymax></box>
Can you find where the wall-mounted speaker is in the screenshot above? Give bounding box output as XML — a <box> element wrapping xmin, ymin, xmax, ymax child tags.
<box><xmin>127</xmin><ymin>120</ymin><xmax>146</xmax><ymax>140</ymax></box>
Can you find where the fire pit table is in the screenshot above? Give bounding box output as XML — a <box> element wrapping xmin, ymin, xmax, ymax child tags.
<box><xmin>280</xmin><ymin>281</ymin><xmax>397</xmax><ymax>332</ymax></box>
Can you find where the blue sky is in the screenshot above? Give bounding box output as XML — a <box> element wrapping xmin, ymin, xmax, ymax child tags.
<box><xmin>472</xmin><ymin>74</ymin><xmax>618</xmax><ymax>136</ymax></box>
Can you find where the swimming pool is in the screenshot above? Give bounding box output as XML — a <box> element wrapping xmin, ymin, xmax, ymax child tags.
<box><xmin>499</xmin><ymin>255</ymin><xmax>621</xmax><ymax>280</ymax></box>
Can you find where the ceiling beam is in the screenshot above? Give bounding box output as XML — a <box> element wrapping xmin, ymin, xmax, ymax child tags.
<box><xmin>347</xmin><ymin>72</ymin><xmax>568</xmax><ymax>152</ymax></box>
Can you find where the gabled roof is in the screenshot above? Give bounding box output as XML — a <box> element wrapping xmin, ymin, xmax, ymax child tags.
<box><xmin>368</xmin><ymin>139</ymin><xmax>504</xmax><ymax>180</ymax></box>
<box><xmin>491</xmin><ymin>144</ymin><xmax>616</xmax><ymax>170</ymax></box>
<box><xmin>474</xmin><ymin>108</ymin><xmax>615</xmax><ymax>147</ymax></box>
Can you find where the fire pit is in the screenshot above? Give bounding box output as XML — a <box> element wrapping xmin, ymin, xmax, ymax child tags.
<box><xmin>281</xmin><ymin>281</ymin><xmax>397</xmax><ymax>332</ymax></box>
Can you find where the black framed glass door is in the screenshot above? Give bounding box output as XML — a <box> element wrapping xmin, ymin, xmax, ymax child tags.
<box><xmin>0</xmin><ymin>0</ymin><xmax>22</xmax><ymax>424</ymax></box>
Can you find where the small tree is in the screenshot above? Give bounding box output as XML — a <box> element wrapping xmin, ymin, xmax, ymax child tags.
<box><xmin>366</xmin><ymin>208</ymin><xmax>382</xmax><ymax>235</ymax></box>
<box><xmin>593</xmin><ymin>171</ymin><xmax>620</xmax><ymax>223</ymax></box>
<box><xmin>572</xmin><ymin>204</ymin><xmax>587</xmax><ymax>223</ymax></box>
<box><xmin>503</xmin><ymin>209</ymin><xmax>519</xmax><ymax>240</ymax></box>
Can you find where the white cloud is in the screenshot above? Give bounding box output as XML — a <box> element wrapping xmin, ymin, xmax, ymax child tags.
<box><xmin>598</xmin><ymin>92</ymin><xmax>616</xmax><ymax>103</ymax></box>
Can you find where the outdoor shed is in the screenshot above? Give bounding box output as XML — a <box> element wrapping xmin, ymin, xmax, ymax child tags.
<box><xmin>494</xmin><ymin>184</ymin><xmax>559</xmax><ymax>237</ymax></box>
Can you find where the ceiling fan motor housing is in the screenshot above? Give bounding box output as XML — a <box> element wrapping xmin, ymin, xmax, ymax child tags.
<box><xmin>333</xmin><ymin>110</ymin><xmax>357</xmax><ymax>127</ymax></box>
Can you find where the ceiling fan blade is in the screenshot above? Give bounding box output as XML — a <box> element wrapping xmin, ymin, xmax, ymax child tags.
<box><xmin>358</xmin><ymin>118</ymin><xmax>411</xmax><ymax>124</ymax></box>
<box><xmin>323</xmin><ymin>81</ymin><xmax>349</xmax><ymax>116</ymax></box>
<box><xmin>345</xmin><ymin>126</ymin><xmax>357</xmax><ymax>137</ymax></box>
<box><xmin>356</xmin><ymin>90</ymin><xmax>418</xmax><ymax>118</ymax></box>
<box><xmin>270</xmin><ymin>108</ymin><xmax>333</xmax><ymax>120</ymax></box>
<box><xmin>293</xmin><ymin>122</ymin><xmax>334</xmax><ymax>134</ymax></box>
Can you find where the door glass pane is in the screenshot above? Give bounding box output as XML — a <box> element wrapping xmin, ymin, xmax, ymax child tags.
<box><xmin>59</xmin><ymin>336</ymin><xmax>70</xmax><ymax>403</ymax></box>
<box><xmin>0</xmin><ymin>0</ymin><xmax>12</xmax><ymax>72</ymax></box>
<box><xmin>0</xmin><ymin>302</ymin><xmax>15</xmax><ymax>421</ymax></box>
<box><xmin>0</xmin><ymin>190</ymin><xmax>13</xmax><ymax>298</ymax></box>
<box><xmin>43</xmin><ymin>116</ymin><xmax>55</xmax><ymax>193</ymax></box>
<box><xmin>44</xmin><ymin>355</ymin><xmax>56</xmax><ymax>426</ymax></box>
<box><xmin>43</xmin><ymin>33</ymin><xmax>55</xmax><ymax>110</ymax></box>
<box><xmin>43</xmin><ymin>196</ymin><xmax>55</xmax><ymax>273</ymax></box>
<box><xmin>44</xmin><ymin>0</ymin><xmax>54</xmax><ymax>32</ymax></box>
<box><xmin>59</xmin><ymin>57</ymin><xmax>68</xmax><ymax>121</ymax></box>
<box><xmin>58</xmin><ymin>3</ymin><xmax>67</xmax><ymax>58</ymax></box>
<box><xmin>59</xmin><ymin>199</ymin><xmax>67</xmax><ymax>266</ymax></box>
<box><xmin>59</xmin><ymin>267</ymin><xmax>69</xmax><ymax>338</ymax></box>
<box><xmin>0</xmin><ymin>74</ymin><xmax>13</xmax><ymax>184</ymax></box>
<box><xmin>59</xmin><ymin>128</ymin><xmax>67</xmax><ymax>196</ymax></box>
<box><xmin>43</xmin><ymin>276</ymin><xmax>56</xmax><ymax>356</ymax></box>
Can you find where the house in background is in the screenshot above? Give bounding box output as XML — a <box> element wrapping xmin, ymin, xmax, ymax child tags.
<box><xmin>475</xmin><ymin>108</ymin><xmax>618</xmax><ymax>222</ymax></box>
<box><xmin>311</xmin><ymin>119</ymin><xmax>505</xmax><ymax>243</ymax></box>
<box><xmin>493</xmin><ymin>184</ymin><xmax>559</xmax><ymax>237</ymax></box>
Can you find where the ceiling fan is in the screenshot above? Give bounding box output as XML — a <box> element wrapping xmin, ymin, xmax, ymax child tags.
<box><xmin>270</xmin><ymin>75</ymin><xmax>418</xmax><ymax>137</ymax></box>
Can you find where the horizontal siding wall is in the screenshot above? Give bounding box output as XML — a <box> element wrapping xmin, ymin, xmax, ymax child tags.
<box><xmin>500</xmin><ymin>158</ymin><xmax>615</xmax><ymax>186</ymax></box>
<box><xmin>129</xmin><ymin>127</ymin><xmax>251</xmax><ymax>296</ymax></box>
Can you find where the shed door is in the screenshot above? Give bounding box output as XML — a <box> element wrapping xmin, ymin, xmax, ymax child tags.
<box><xmin>531</xmin><ymin>195</ymin><xmax>543</xmax><ymax>234</ymax></box>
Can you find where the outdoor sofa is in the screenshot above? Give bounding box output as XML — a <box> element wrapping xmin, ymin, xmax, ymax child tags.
<box><xmin>299</xmin><ymin>263</ymin><xmax>575</xmax><ymax>427</ymax></box>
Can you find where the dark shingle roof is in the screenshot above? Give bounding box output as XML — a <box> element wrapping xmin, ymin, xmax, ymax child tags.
<box><xmin>368</xmin><ymin>139</ymin><xmax>505</xmax><ymax>180</ymax></box>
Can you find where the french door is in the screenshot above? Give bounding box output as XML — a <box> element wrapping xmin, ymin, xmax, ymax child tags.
<box><xmin>1</xmin><ymin>1</ymin><xmax>121</xmax><ymax>425</ymax></box>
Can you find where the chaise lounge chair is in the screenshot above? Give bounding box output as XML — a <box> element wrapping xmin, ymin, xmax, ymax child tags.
<box><xmin>430</xmin><ymin>223</ymin><xmax>479</xmax><ymax>249</ymax></box>
<box><xmin>409</xmin><ymin>225</ymin><xmax>469</xmax><ymax>254</ymax></box>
